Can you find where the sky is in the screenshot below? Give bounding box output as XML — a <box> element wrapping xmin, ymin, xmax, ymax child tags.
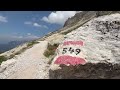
<box><xmin>0</xmin><ymin>11</ymin><xmax>77</xmax><ymax>44</ymax></box>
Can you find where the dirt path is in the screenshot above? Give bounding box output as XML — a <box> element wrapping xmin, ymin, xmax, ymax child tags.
<box><xmin>0</xmin><ymin>41</ymin><xmax>50</xmax><ymax>79</ymax></box>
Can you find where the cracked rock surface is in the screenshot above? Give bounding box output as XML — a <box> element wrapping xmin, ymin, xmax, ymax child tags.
<box><xmin>50</xmin><ymin>13</ymin><xmax>120</xmax><ymax>79</ymax></box>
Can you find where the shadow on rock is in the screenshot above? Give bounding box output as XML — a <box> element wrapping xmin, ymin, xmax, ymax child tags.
<box><xmin>49</xmin><ymin>63</ymin><xmax>120</xmax><ymax>79</ymax></box>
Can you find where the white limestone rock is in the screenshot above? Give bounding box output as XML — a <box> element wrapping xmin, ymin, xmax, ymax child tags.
<box><xmin>49</xmin><ymin>13</ymin><xmax>120</xmax><ymax>79</ymax></box>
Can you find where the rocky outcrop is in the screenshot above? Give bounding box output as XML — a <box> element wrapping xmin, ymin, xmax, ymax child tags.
<box><xmin>64</xmin><ymin>11</ymin><xmax>120</xmax><ymax>27</ymax></box>
<box><xmin>49</xmin><ymin>13</ymin><xmax>120</xmax><ymax>79</ymax></box>
<box><xmin>49</xmin><ymin>63</ymin><xmax>120</xmax><ymax>79</ymax></box>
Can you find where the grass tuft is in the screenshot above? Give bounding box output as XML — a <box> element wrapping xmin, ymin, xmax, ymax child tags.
<box><xmin>0</xmin><ymin>56</ymin><xmax>8</xmax><ymax>65</ymax></box>
<box><xmin>44</xmin><ymin>43</ymin><xmax>59</xmax><ymax>58</ymax></box>
<box><xmin>27</xmin><ymin>41</ymin><xmax>39</xmax><ymax>47</ymax></box>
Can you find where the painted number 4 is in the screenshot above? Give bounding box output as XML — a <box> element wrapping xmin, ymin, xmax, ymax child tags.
<box><xmin>62</xmin><ymin>47</ymin><xmax>81</xmax><ymax>55</ymax></box>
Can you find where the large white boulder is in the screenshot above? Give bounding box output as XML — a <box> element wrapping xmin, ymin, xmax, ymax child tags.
<box><xmin>49</xmin><ymin>13</ymin><xmax>120</xmax><ymax>79</ymax></box>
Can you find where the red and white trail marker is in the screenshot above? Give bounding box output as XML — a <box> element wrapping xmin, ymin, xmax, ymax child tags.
<box><xmin>54</xmin><ymin>40</ymin><xmax>86</xmax><ymax>66</ymax></box>
<box><xmin>63</xmin><ymin>41</ymin><xmax>84</xmax><ymax>46</ymax></box>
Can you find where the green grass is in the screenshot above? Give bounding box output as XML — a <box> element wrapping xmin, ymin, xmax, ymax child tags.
<box><xmin>27</xmin><ymin>41</ymin><xmax>39</xmax><ymax>47</ymax></box>
<box><xmin>0</xmin><ymin>56</ymin><xmax>8</xmax><ymax>65</ymax></box>
<box><xmin>15</xmin><ymin>47</ymin><xmax>27</xmax><ymax>55</ymax></box>
<box><xmin>44</xmin><ymin>43</ymin><xmax>59</xmax><ymax>58</ymax></box>
<box><xmin>62</xmin><ymin>29</ymin><xmax>74</xmax><ymax>35</ymax></box>
<box><xmin>0</xmin><ymin>47</ymin><xmax>28</xmax><ymax>64</ymax></box>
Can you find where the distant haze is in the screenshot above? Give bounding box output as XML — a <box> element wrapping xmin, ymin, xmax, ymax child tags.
<box><xmin>0</xmin><ymin>35</ymin><xmax>39</xmax><ymax>44</ymax></box>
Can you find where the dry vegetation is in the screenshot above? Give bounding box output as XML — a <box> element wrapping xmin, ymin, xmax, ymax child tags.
<box><xmin>44</xmin><ymin>43</ymin><xmax>59</xmax><ymax>58</ymax></box>
<box><xmin>44</xmin><ymin>43</ymin><xmax>59</xmax><ymax>64</ymax></box>
<box><xmin>0</xmin><ymin>56</ymin><xmax>8</xmax><ymax>65</ymax></box>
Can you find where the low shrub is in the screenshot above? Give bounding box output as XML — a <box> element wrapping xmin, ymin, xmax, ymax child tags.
<box><xmin>0</xmin><ymin>56</ymin><xmax>8</xmax><ymax>65</ymax></box>
<box><xmin>44</xmin><ymin>43</ymin><xmax>59</xmax><ymax>58</ymax></box>
<box><xmin>27</xmin><ymin>41</ymin><xmax>39</xmax><ymax>47</ymax></box>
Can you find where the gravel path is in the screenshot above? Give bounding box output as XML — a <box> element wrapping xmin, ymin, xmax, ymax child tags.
<box><xmin>0</xmin><ymin>41</ymin><xmax>50</xmax><ymax>79</ymax></box>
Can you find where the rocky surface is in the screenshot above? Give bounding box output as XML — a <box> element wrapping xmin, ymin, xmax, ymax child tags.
<box><xmin>64</xmin><ymin>11</ymin><xmax>120</xmax><ymax>27</ymax></box>
<box><xmin>49</xmin><ymin>63</ymin><xmax>120</xmax><ymax>79</ymax></box>
<box><xmin>50</xmin><ymin>13</ymin><xmax>120</xmax><ymax>79</ymax></box>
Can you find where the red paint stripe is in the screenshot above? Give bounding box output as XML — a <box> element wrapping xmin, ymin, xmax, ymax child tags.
<box><xmin>54</xmin><ymin>55</ymin><xmax>86</xmax><ymax>66</ymax></box>
<box><xmin>63</xmin><ymin>41</ymin><xmax>83</xmax><ymax>46</ymax></box>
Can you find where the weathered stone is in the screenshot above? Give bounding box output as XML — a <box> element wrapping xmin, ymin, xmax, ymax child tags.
<box><xmin>50</xmin><ymin>13</ymin><xmax>120</xmax><ymax>79</ymax></box>
<box><xmin>49</xmin><ymin>63</ymin><xmax>120</xmax><ymax>79</ymax></box>
<box><xmin>64</xmin><ymin>11</ymin><xmax>120</xmax><ymax>27</ymax></box>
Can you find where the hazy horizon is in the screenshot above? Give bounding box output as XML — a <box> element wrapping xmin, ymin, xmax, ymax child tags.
<box><xmin>0</xmin><ymin>11</ymin><xmax>77</xmax><ymax>44</ymax></box>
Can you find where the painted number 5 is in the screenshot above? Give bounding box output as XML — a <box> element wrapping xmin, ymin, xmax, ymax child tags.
<box><xmin>62</xmin><ymin>48</ymin><xmax>67</xmax><ymax>54</ymax></box>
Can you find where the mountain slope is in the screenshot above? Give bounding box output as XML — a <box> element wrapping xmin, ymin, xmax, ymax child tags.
<box><xmin>0</xmin><ymin>41</ymin><xmax>49</xmax><ymax>79</ymax></box>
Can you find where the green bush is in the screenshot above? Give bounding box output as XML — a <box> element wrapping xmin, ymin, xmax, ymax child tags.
<box><xmin>44</xmin><ymin>43</ymin><xmax>59</xmax><ymax>58</ymax></box>
<box><xmin>0</xmin><ymin>56</ymin><xmax>8</xmax><ymax>65</ymax></box>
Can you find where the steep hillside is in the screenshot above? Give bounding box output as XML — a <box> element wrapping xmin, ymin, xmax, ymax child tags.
<box><xmin>64</xmin><ymin>11</ymin><xmax>120</xmax><ymax>27</ymax></box>
<box><xmin>1</xmin><ymin>11</ymin><xmax>120</xmax><ymax>79</ymax></box>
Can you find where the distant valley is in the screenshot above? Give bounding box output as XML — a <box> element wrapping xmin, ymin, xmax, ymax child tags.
<box><xmin>0</xmin><ymin>40</ymin><xmax>28</xmax><ymax>53</ymax></box>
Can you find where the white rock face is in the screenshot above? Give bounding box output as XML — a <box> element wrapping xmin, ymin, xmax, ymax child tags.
<box><xmin>51</xmin><ymin>13</ymin><xmax>120</xmax><ymax>68</ymax></box>
<box><xmin>49</xmin><ymin>13</ymin><xmax>120</xmax><ymax>79</ymax></box>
